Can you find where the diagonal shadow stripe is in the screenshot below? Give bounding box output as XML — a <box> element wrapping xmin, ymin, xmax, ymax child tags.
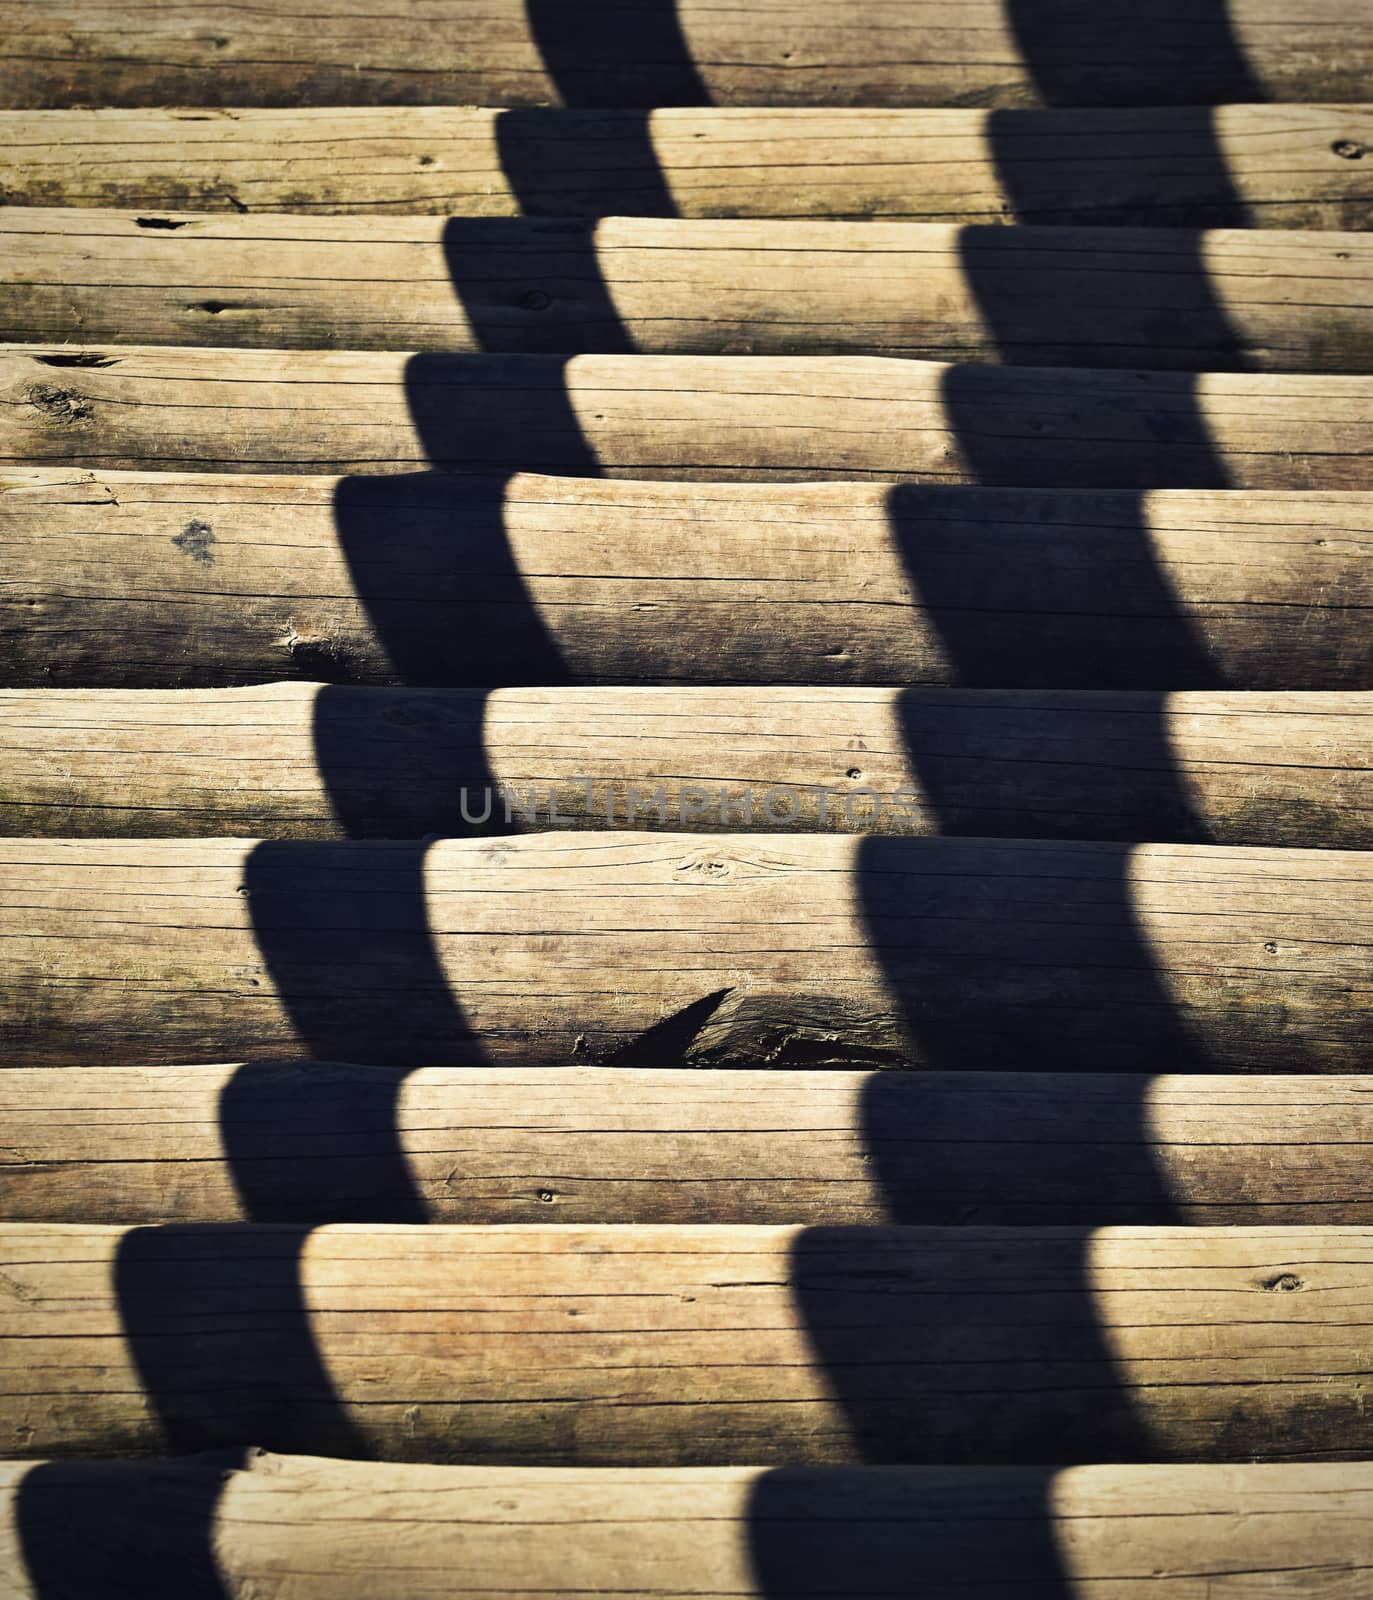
<box><xmin>756</xmin><ymin>0</ymin><xmax>1258</xmax><ymax>1588</ymax></box>
<box><xmin>61</xmin><ymin>12</ymin><xmax>711</xmax><ymax>1596</ymax></box>
<box><xmin>263</xmin><ymin>0</ymin><xmax>708</xmax><ymax>1076</ymax></box>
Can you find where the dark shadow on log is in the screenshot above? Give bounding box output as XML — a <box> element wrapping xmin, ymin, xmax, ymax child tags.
<box><xmin>882</xmin><ymin>487</ymin><xmax>1228</xmax><ymax>689</ymax></box>
<box><xmin>855</xmin><ymin>838</ymin><xmax>1206</xmax><ymax>1073</ymax></box>
<box><xmin>887</xmin><ymin>691</ymin><xmax>1209</xmax><ymax>841</ymax></box>
<box><xmin>522</xmin><ymin>0</ymin><xmax>710</xmax><ymax>109</ymax></box>
<box><xmin>243</xmin><ymin>841</ymin><xmax>484</xmax><ymax>1067</ymax></box>
<box><xmin>933</xmin><ymin>366</ymin><xmax>1244</xmax><ymax>490</ymax></box>
<box><xmin>984</xmin><ymin>109</ymin><xmax>1257</xmax><ymax>227</ymax></box>
<box><xmin>939</xmin><ymin>224</ymin><xmax>1256</xmax><ymax>368</ymax></box>
<box><xmin>816</xmin><ymin>1076</ymin><xmax>1200</xmax><ymax>1226</ymax></box>
<box><xmin>393</xmin><ymin>353</ymin><xmax>607</xmax><ymax>472</ymax></box>
<box><xmin>219</xmin><ymin>1061</ymin><xmax>426</xmax><ymax>1224</ymax></box>
<box><xmin>431</xmin><ymin>220</ymin><xmax>639</xmax><ymax>354</ymax></box>
<box><xmin>15</xmin><ymin>1453</ymin><xmax>248</xmax><ymax>1600</ymax></box>
<box><xmin>309</xmin><ymin>686</ymin><xmax>494</xmax><ymax>833</ymax></box>
<box><xmin>689</xmin><ymin>1466</ymin><xmax>1068</xmax><ymax>1597</ymax></box>
<box><xmin>113</xmin><ymin>1228</ymin><xmax>369</xmax><ymax>1457</ymax></box>
<box><xmin>763</xmin><ymin>1229</ymin><xmax>1159</xmax><ymax>1466</ymax></box>
<box><xmin>485</xmin><ymin>115</ymin><xmax>685</xmax><ymax>215</ymax></box>
<box><xmin>325</xmin><ymin>477</ymin><xmax>566</xmax><ymax>685</ymax></box>
<box><xmin>998</xmin><ymin>2</ymin><xmax>1262</xmax><ymax>109</ymax></box>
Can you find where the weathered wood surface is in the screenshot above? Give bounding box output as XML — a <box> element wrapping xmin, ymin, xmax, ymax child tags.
<box><xmin>3</xmin><ymin>106</ymin><xmax>1371</xmax><ymax>228</ymax></box>
<box><xmin>2</xmin><ymin>685</ymin><xmax>1369</xmax><ymax>847</ymax></box>
<box><xmin>1</xmin><ymin>1</ymin><xmax>1367</xmax><ymax>108</ymax></box>
<box><xmin>5</xmin><ymin>1455</ymin><xmax>1373</xmax><ymax>1600</ymax></box>
<box><xmin>2</xmin><ymin>1223</ymin><xmax>1371</xmax><ymax>1463</ymax></box>
<box><xmin>9</xmin><ymin>211</ymin><xmax>1373</xmax><ymax>372</ymax></box>
<box><xmin>5</xmin><ymin>346</ymin><xmax>1373</xmax><ymax>487</ymax></box>
<box><xmin>0</xmin><ymin>834</ymin><xmax>1367</xmax><ymax>1072</ymax></box>
<box><xmin>5</xmin><ymin>471</ymin><xmax>1370</xmax><ymax>691</ymax></box>
<box><xmin>6</xmin><ymin>1064</ymin><xmax>1373</xmax><ymax>1227</ymax></box>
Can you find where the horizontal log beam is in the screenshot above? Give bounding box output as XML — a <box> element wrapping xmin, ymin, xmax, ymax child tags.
<box><xmin>4</xmin><ymin>346</ymin><xmax>1373</xmax><ymax>488</ymax></box>
<box><xmin>2</xmin><ymin>106</ymin><xmax>1370</xmax><ymax>227</ymax></box>
<box><xmin>0</xmin><ymin>2</ymin><xmax>1365</xmax><ymax>108</ymax></box>
<box><xmin>4</xmin><ymin>1454</ymin><xmax>1372</xmax><ymax>1599</ymax></box>
<box><xmin>6</xmin><ymin>1064</ymin><xmax>1373</xmax><ymax>1226</ymax></box>
<box><xmin>2</xmin><ymin>685</ymin><xmax>1368</xmax><ymax>847</ymax></box>
<box><xmin>0</xmin><ymin>834</ymin><xmax>1366</xmax><ymax>1071</ymax></box>
<box><xmin>1</xmin><ymin>1223</ymin><xmax>1370</xmax><ymax>1463</ymax></box>
<box><xmin>4</xmin><ymin>472</ymin><xmax>1369</xmax><ymax>690</ymax></box>
<box><xmin>8</xmin><ymin>212</ymin><xmax>1373</xmax><ymax>371</ymax></box>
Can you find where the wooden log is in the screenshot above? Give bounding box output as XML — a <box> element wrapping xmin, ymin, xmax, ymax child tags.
<box><xmin>2</xmin><ymin>685</ymin><xmax>1369</xmax><ymax>847</ymax></box>
<box><xmin>4</xmin><ymin>345</ymin><xmax>1373</xmax><ymax>488</ymax></box>
<box><xmin>6</xmin><ymin>1064</ymin><xmax>1373</xmax><ymax>1227</ymax></box>
<box><xmin>0</xmin><ymin>1</ymin><xmax>1366</xmax><ymax>109</ymax></box>
<box><xmin>2</xmin><ymin>105</ymin><xmax>1371</xmax><ymax>228</ymax></box>
<box><xmin>4</xmin><ymin>471</ymin><xmax>1370</xmax><ymax>691</ymax></box>
<box><xmin>0</xmin><ymin>834</ymin><xmax>1366</xmax><ymax>1072</ymax></box>
<box><xmin>8</xmin><ymin>211</ymin><xmax>1373</xmax><ymax>372</ymax></box>
<box><xmin>1</xmin><ymin>1222</ymin><xmax>1371</xmax><ymax>1463</ymax></box>
<box><xmin>4</xmin><ymin>1455</ymin><xmax>1373</xmax><ymax>1600</ymax></box>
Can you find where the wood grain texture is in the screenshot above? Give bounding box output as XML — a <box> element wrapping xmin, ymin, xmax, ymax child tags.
<box><xmin>2</xmin><ymin>1222</ymin><xmax>1372</xmax><ymax>1464</ymax></box>
<box><xmin>5</xmin><ymin>471</ymin><xmax>1370</xmax><ymax>691</ymax></box>
<box><xmin>0</xmin><ymin>1</ymin><xmax>1367</xmax><ymax>108</ymax></box>
<box><xmin>6</xmin><ymin>1064</ymin><xmax>1373</xmax><ymax>1227</ymax></box>
<box><xmin>0</xmin><ymin>833</ymin><xmax>1367</xmax><ymax>1071</ymax></box>
<box><xmin>5</xmin><ymin>1454</ymin><xmax>1373</xmax><ymax>1599</ymax></box>
<box><xmin>9</xmin><ymin>211</ymin><xmax>1373</xmax><ymax>372</ymax></box>
<box><xmin>3</xmin><ymin>105</ymin><xmax>1371</xmax><ymax>227</ymax></box>
<box><xmin>2</xmin><ymin>684</ymin><xmax>1369</xmax><ymax>847</ymax></box>
<box><xmin>4</xmin><ymin>345</ymin><xmax>1373</xmax><ymax>487</ymax></box>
